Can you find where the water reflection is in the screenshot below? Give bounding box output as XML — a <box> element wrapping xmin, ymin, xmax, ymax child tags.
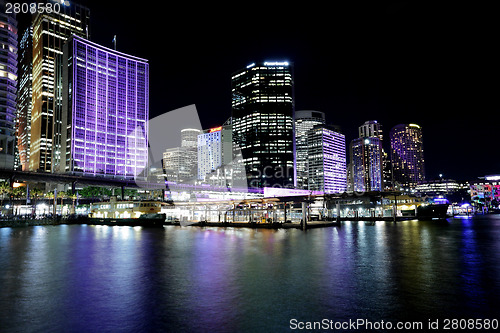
<box><xmin>1</xmin><ymin>218</ymin><xmax>500</xmax><ymax>332</ymax></box>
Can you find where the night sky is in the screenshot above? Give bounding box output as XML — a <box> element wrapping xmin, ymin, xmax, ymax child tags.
<box><xmin>21</xmin><ymin>1</ymin><xmax>498</xmax><ymax>181</ymax></box>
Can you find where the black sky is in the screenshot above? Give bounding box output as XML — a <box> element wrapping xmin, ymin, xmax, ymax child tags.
<box><xmin>27</xmin><ymin>1</ymin><xmax>499</xmax><ymax>181</ymax></box>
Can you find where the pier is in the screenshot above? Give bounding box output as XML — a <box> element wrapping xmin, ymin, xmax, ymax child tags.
<box><xmin>161</xmin><ymin>191</ymin><xmax>428</xmax><ymax>227</ymax></box>
<box><xmin>164</xmin><ymin>220</ymin><xmax>341</xmax><ymax>229</ymax></box>
<box><xmin>1</xmin><ymin>186</ymin><xmax>449</xmax><ymax>229</ymax></box>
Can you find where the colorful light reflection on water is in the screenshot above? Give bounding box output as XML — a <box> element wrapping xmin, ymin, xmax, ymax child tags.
<box><xmin>1</xmin><ymin>216</ymin><xmax>500</xmax><ymax>332</ymax></box>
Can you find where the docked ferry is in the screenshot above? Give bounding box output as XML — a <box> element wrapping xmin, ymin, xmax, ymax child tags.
<box><xmin>89</xmin><ymin>198</ymin><xmax>167</xmax><ymax>227</ymax></box>
<box><xmin>416</xmin><ymin>203</ymin><xmax>450</xmax><ymax>220</ymax></box>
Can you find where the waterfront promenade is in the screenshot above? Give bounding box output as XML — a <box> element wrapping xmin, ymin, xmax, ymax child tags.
<box><xmin>0</xmin><ymin>216</ymin><xmax>339</xmax><ymax>229</ymax></box>
<box><xmin>0</xmin><ymin>216</ymin><xmax>87</xmax><ymax>228</ymax></box>
<box><xmin>0</xmin><ymin>214</ymin><xmax>456</xmax><ymax>229</ymax></box>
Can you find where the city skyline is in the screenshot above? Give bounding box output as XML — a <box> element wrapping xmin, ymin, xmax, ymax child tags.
<box><xmin>12</xmin><ymin>1</ymin><xmax>498</xmax><ymax>181</ymax></box>
<box><xmin>2</xmin><ymin>3</ymin><xmax>500</xmax><ymax>332</ymax></box>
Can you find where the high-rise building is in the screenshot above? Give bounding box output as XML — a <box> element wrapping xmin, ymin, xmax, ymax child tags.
<box><xmin>350</xmin><ymin>120</ymin><xmax>385</xmax><ymax>192</ymax></box>
<box><xmin>358</xmin><ymin>120</ymin><xmax>383</xmax><ymax>140</ymax></box>
<box><xmin>350</xmin><ymin>137</ymin><xmax>384</xmax><ymax>192</ymax></box>
<box><xmin>16</xmin><ymin>26</ymin><xmax>32</xmax><ymax>171</ymax></box>
<box><xmin>163</xmin><ymin>147</ymin><xmax>196</xmax><ymax>183</ymax></box>
<box><xmin>307</xmin><ymin>124</ymin><xmax>346</xmax><ymax>194</ymax></box>
<box><xmin>0</xmin><ymin>5</ymin><xmax>17</xmax><ymax>170</ymax></box>
<box><xmin>381</xmin><ymin>150</ymin><xmax>393</xmax><ymax>190</ymax></box>
<box><xmin>181</xmin><ymin>128</ymin><xmax>201</xmax><ymax>148</ymax></box>
<box><xmin>197</xmin><ymin>125</ymin><xmax>232</xmax><ymax>181</ymax></box>
<box><xmin>390</xmin><ymin>123</ymin><xmax>425</xmax><ymax>189</ymax></box>
<box><xmin>163</xmin><ymin>128</ymin><xmax>200</xmax><ymax>183</ymax></box>
<box><xmin>58</xmin><ymin>35</ymin><xmax>149</xmax><ymax>178</ymax></box>
<box><xmin>231</xmin><ymin>61</ymin><xmax>295</xmax><ymax>188</ymax></box>
<box><xmin>30</xmin><ymin>1</ymin><xmax>90</xmax><ymax>172</ymax></box>
<box><xmin>295</xmin><ymin>110</ymin><xmax>325</xmax><ymax>189</ymax></box>
<box><xmin>357</xmin><ymin>120</ymin><xmax>393</xmax><ymax>190</ymax></box>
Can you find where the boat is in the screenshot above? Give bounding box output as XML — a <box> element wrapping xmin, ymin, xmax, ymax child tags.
<box><xmin>88</xmin><ymin>197</ymin><xmax>167</xmax><ymax>227</ymax></box>
<box><xmin>417</xmin><ymin>203</ymin><xmax>450</xmax><ymax>220</ymax></box>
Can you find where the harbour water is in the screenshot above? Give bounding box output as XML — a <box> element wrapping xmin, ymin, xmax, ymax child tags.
<box><xmin>1</xmin><ymin>216</ymin><xmax>499</xmax><ymax>332</ymax></box>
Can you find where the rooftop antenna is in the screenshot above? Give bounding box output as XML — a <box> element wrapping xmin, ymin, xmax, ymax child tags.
<box><xmin>112</xmin><ymin>35</ymin><xmax>117</xmax><ymax>50</ymax></box>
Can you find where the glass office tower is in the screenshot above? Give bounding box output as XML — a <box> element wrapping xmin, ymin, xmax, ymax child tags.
<box><xmin>162</xmin><ymin>128</ymin><xmax>200</xmax><ymax>183</ymax></box>
<box><xmin>30</xmin><ymin>0</ymin><xmax>90</xmax><ymax>172</ymax></box>
<box><xmin>358</xmin><ymin>120</ymin><xmax>383</xmax><ymax>139</ymax></box>
<box><xmin>307</xmin><ymin>124</ymin><xmax>347</xmax><ymax>194</ymax></box>
<box><xmin>59</xmin><ymin>35</ymin><xmax>149</xmax><ymax>178</ymax></box>
<box><xmin>390</xmin><ymin>123</ymin><xmax>425</xmax><ymax>189</ymax></box>
<box><xmin>350</xmin><ymin>120</ymin><xmax>385</xmax><ymax>192</ymax></box>
<box><xmin>350</xmin><ymin>137</ymin><xmax>384</xmax><ymax>192</ymax></box>
<box><xmin>0</xmin><ymin>5</ymin><xmax>17</xmax><ymax>170</ymax></box>
<box><xmin>295</xmin><ymin>110</ymin><xmax>325</xmax><ymax>189</ymax></box>
<box><xmin>16</xmin><ymin>26</ymin><xmax>32</xmax><ymax>171</ymax></box>
<box><xmin>231</xmin><ymin>61</ymin><xmax>295</xmax><ymax>188</ymax></box>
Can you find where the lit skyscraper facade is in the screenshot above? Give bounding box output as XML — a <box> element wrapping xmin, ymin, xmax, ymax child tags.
<box><xmin>307</xmin><ymin>124</ymin><xmax>346</xmax><ymax>193</ymax></box>
<box><xmin>198</xmin><ymin>128</ymin><xmax>222</xmax><ymax>180</ymax></box>
<box><xmin>59</xmin><ymin>35</ymin><xmax>149</xmax><ymax>178</ymax></box>
<box><xmin>390</xmin><ymin>123</ymin><xmax>425</xmax><ymax>189</ymax></box>
<box><xmin>0</xmin><ymin>6</ymin><xmax>17</xmax><ymax>169</ymax></box>
<box><xmin>197</xmin><ymin>125</ymin><xmax>232</xmax><ymax>181</ymax></box>
<box><xmin>163</xmin><ymin>147</ymin><xmax>195</xmax><ymax>183</ymax></box>
<box><xmin>181</xmin><ymin>128</ymin><xmax>201</xmax><ymax>148</ymax></box>
<box><xmin>231</xmin><ymin>61</ymin><xmax>295</xmax><ymax>188</ymax></box>
<box><xmin>16</xmin><ymin>26</ymin><xmax>32</xmax><ymax>171</ymax></box>
<box><xmin>163</xmin><ymin>128</ymin><xmax>200</xmax><ymax>183</ymax></box>
<box><xmin>359</xmin><ymin>120</ymin><xmax>383</xmax><ymax>140</ymax></box>
<box><xmin>295</xmin><ymin>110</ymin><xmax>325</xmax><ymax>189</ymax></box>
<box><xmin>181</xmin><ymin>129</ymin><xmax>201</xmax><ymax>175</ymax></box>
<box><xmin>30</xmin><ymin>1</ymin><xmax>90</xmax><ymax>172</ymax></box>
<box><xmin>357</xmin><ymin>120</ymin><xmax>393</xmax><ymax>190</ymax></box>
<box><xmin>350</xmin><ymin>137</ymin><xmax>384</xmax><ymax>192</ymax></box>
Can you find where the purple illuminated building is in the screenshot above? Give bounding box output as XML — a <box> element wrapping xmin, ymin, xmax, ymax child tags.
<box><xmin>350</xmin><ymin>137</ymin><xmax>384</xmax><ymax>192</ymax></box>
<box><xmin>58</xmin><ymin>35</ymin><xmax>149</xmax><ymax>178</ymax></box>
<box><xmin>390</xmin><ymin>123</ymin><xmax>425</xmax><ymax>189</ymax></box>
<box><xmin>307</xmin><ymin>124</ymin><xmax>347</xmax><ymax>193</ymax></box>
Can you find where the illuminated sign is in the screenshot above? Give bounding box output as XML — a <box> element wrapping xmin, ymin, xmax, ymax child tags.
<box><xmin>209</xmin><ymin>126</ymin><xmax>222</xmax><ymax>133</ymax></box>
<box><xmin>264</xmin><ymin>61</ymin><xmax>289</xmax><ymax>66</ymax></box>
<box><xmin>409</xmin><ymin>123</ymin><xmax>420</xmax><ymax>129</ymax></box>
